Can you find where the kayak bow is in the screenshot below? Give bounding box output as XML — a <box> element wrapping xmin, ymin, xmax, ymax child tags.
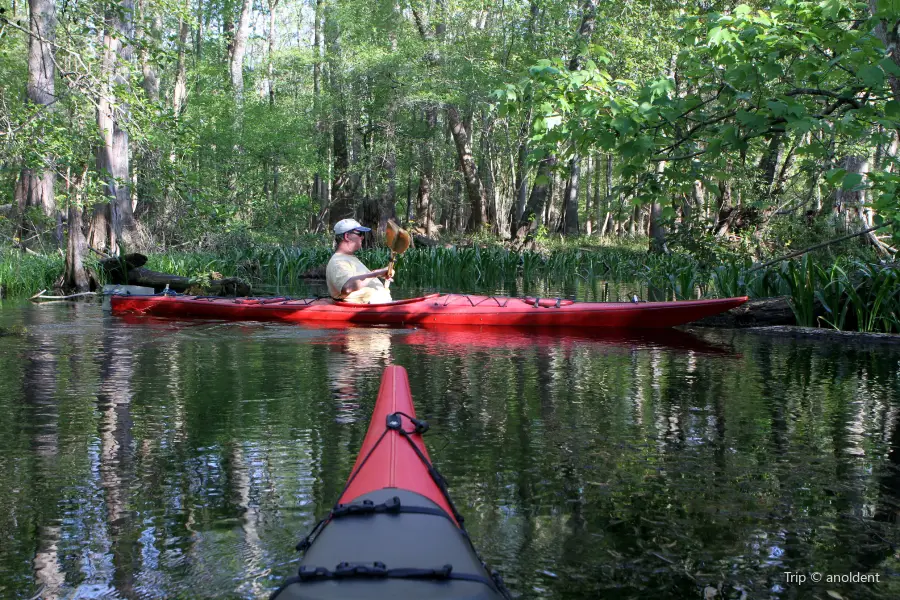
<box><xmin>112</xmin><ymin>293</ymin><xmax>748</xmax><ymax>329</ymax></box>
<box><xmin>270</xmin><ymin>366</ymin><xmax>510</xmax><ymax>600</ymax></box>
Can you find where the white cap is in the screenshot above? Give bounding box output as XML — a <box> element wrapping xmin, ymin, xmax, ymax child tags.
<box><xmin>334</xmin><ymin>218</ymin><xmax>371</xmax><ymax>236</ymax></box>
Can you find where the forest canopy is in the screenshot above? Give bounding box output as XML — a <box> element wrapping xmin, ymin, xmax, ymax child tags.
<box><xmin>0</xmin><ymin>0</ymin><xmax>898</xmax><ymax>292</ymax></box>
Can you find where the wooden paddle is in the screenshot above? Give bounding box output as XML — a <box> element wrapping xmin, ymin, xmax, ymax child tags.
<box><xmin>384</xmin><ymin>219</ymin><xmax>411</xmax><ymax>289</ymax></box>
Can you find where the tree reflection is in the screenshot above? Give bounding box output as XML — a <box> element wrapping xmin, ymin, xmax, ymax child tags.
<box><xmin>95</xmin><ymin>323</ymin><xmax>136</xmax><ymax>597</ymax></box>
<box><xmin>22</xmin><ymin>305</ymin><xmax>64</xmax><ymax>598</ymax></box>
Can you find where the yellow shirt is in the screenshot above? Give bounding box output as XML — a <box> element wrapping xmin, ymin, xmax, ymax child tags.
<box><xmin>325</xmin><ymin>253</ymin><xmax>393</xmax><ymax>304</ymax></box>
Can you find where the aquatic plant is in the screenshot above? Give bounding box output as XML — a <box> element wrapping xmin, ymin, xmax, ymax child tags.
<box><xmin>2</xmin><ymin>242</ymin><xmax>897</xmax><ymax>334</ymax></box>
<box><xmin>815</xmin><ymin>264</ymin><xmax>852</xmax><ymax>331</ymax></box>
<box><xmin>779</xmin><ymin>255</ymin><xmax>819</xmax><ymax>327</ymax></box>
<box><xmin>0</xmin><ymin>250</ymin><xmax>63</xmax><ymax>298</ymax></box>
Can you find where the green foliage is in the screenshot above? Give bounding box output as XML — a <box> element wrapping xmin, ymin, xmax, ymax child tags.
<box><xmin>780</xmin><ymin>254</ymin><xmax>819</xmax><ymax>327</ymax></box>
<box><xmin>512</xmin><ymin>0</ymin><xmax>900</xmax><ymax>239</ymax></box>
<box><xmin>0</xmin><ymin>250</ymin><xmax>63</xmax><ymax>298</ymax></box>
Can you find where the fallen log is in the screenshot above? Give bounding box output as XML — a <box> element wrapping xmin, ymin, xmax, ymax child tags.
<box><xmin>125</xmin><ymin>267</ymin><xmax>251</xmax><ymax>296</ymax></box>
<box><xmin>96</xmin><ymin>253</ymin><xmax>251</xmax><ymax>296</ymax></box>
<box><xmin>97</xmin><ymin>253</ymin><xmax>148</xmax><ymax>283</ymax></box>
<box><xmin>691</xmin><ymin>296</ymin><xmax>796</xmax><ymax>328</ymax></box>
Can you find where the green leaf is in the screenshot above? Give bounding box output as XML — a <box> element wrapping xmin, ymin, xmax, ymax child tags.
<box><xmin>879</xmin><ymin>57</ymin><xmax>900</xmax><ymax>77</ymax></box>
<box><xmin>825</xmin><ymin>168</ymin><xmax>847</xmax><ymax>185</ymax></box>
<box><xmin>708</xmin><ymin>27</ymin><xmax>734</xmax><ymax>46</ymax></box>
<box><xmin>820</xmin><ymin>0</ymin><xmax>844</xmax><ymax>20</ymax></box>
<box><xmin>885</xmin><ymin>100</ymin><xmax>900</xmax><ymax>119</ymax></box>
<box><xmin>618</xmin><ymin>136</ymin><xmax>653</xmax><ymax>158</ymax></box>
<box><xmin>767</xmin><ymin>100</ymin><xmax>788</xmax><ymax>117</ymax></box>
<box><xmin>761</xmin><ymin>60</ymin><xmax>784</xmax><ymax>79</ymax></box>
<box><xmin>736</xmin><ymin>110</ymin><xmax>766</xmax><ymax>129</ymax></box>
<box><xmin>785</xmin><ymin>117</ymin><xmax>816</xmax><ymax>134</ymax></box>
<box><xmin>858</xmin><ymin>65</ymin><xmax>885</xmax><ymax>88</ymax></box>
<box><xmin>842</xmin><ymin>173</ymin><xmax>863</xmax><ymax>190</ymax></box>
<box><xmin>597</xmin><ymin>131</ymin><xmax>617</xmax><ymax>149</ymax></box>
<box><xmin>739</xmin><ymin>27</ymin><xmax>758</xmax><ymax>42</ymax></box>
<box><xmin>611</xmin><ymin>116</ymin><xmax>634</xmax><ymax>135</ymax></box>
<box><xmin>648</xmin><ymin>78</ymin><xmax>674</xmax><ymax>101</ymax></box>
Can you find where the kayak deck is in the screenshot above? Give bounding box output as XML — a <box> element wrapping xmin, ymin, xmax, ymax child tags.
<box><xmin>111</xmin><ymin>293</ymin><xmax>748</xmax><ymax>329</ymax></box>
<box><xmin>271</xmin><ymin>366</ymin><xmax>508</xmax><ymax>600</ymax></box>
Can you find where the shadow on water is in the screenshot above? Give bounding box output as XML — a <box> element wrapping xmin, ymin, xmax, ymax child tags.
<box><xmin>0</xmin><ymin>300</ymin><xmax>898</xmax><ymax>599</ymax></box>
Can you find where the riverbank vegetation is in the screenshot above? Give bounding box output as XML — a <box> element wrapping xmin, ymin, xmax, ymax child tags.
<box><xmin>4</xmin><ymin>234</ymin><xmax>897</xmax><ymax>332</ymax></box>
<box><xmin>1</xmin><ymin>0</ymin><xmax>897</xmax><ymax>333</ymax></box>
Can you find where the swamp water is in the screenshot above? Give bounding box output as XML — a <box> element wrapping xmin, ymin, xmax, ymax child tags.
<box><xmin>0</xmin><ymin>295</ymin><xmax>898</xmax><ymax>599</ymax></box>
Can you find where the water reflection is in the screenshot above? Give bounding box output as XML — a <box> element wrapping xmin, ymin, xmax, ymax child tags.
<box><xmin>0</xmin><ymin>303</ymin><xmax>898</xmax><ymax>599</ymax></box>
<box><xmin>325</xmin><ymin>328</ymin><xmax>394</xmax><ymax>424</ymax></box>
<box><xmin>21</xmin><ymin>305</ymin><xmax>64</xmax><ymax>599</ymax></box>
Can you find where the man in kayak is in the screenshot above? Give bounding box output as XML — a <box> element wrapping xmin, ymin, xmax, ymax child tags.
<box><xmin>326</xmin><ymin>218</ymin><xmax>394</xmax><ymax>304</ymax></box>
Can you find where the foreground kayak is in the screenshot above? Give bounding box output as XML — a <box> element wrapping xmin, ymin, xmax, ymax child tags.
<box><xmin>271</xmin><ymin>365</ymin><xmax>509</xmax><ymax>600</ymax></box>
<box><xmin>112</xmin><ymin>293</ymin><xmax>748</xmax><ymax>329</ymax></box>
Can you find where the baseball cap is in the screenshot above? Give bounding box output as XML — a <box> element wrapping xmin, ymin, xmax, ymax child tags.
<box><xmin>334</xmin><ymin>218</ymin><xmax>371</xmax><ymax>236</ymax></box>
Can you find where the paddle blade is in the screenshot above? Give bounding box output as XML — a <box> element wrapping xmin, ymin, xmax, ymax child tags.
<box><xmin>386</xmin><ymin>219</ymin><xmax>411</xmax><ymax>255</ymax></box>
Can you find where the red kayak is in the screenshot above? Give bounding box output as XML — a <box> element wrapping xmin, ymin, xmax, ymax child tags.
<box><xmin>111</xmin><ymin>293</ymin><xmax>747</xmax><ymax>329</ymax></box>
<box><xmin>271</xmin><ymin>366</ymin><xmax>509</xmax><ymax>599</ymax></box>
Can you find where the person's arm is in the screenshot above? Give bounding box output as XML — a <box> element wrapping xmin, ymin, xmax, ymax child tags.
<box><xmin>340</xmin><ymin>267</ymin><xmax>390</xmax><ymax>296</ymax></box>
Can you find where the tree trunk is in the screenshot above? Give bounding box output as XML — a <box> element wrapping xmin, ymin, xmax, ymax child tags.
<box><xmin>545</xmin><ymin>169</ymin><xmax>560</xmax><ymax>231</ymax></box>
<box><xmin>480</xmin><ymin>110</ymin><xmax>498</xmax><ymax>233</ymax></box>
<box><xmin>17</xmin><ymin>0</ymin><xmax>58</xmax><ymax>249</ymax></box>
<box><xmin>756</xmin><ymin>134</ymin><xmax>783</xmax><ymax>198</ymax></box>
<box><xmin>561</xmin><ymin>156</ymin><xmax>580</xmax><ymax>235</ymax></box>
<box><xmin>517</xmin><ymin>157</ymin><xmax>553</xmax><ymax>236</ymax></box>
<box><xmin>312</xmin><ymin>0</ymin><xmax>326</xmax><ymax>219</ymax></box>
<box><xmin>871</xmin><ymin>1</ymin><xmax>900</xmax><ymax>101</ymax></box>
<box><xmin>833</xmin><ymin>155</ymin><xmax>868</xmax><ymax>231</ymax></box>
<box><xmin>172</xmin><ymin>12</ymin><xmax>189</xmax><ymax>115</ymax></box>
<box><xmin>409</xmin><ymin>3</ymin><xmax>487</xmax><ymax>233</ymax></box>
<box><xmin>137</xmin><ymin>0</ymin><xmax>160</xmax><ymax>102</ymax></box>
<box><xmin>511</xmin><ymin>110</ymin><xmax>531</xmax><ymax>235</ymax></box>
<box><xmin>649</xmin><ymin>161</ymin><xmax>667</xmax><ymax>253</ymax></box>
<box><xmin>230</xmin><ymin>0</ymin><xmax>251</xmax><ymax>106</ymax></box>
<box><xmin>380</xmin><ymin>121</ymin><xmax>398</xmax><ymax>230</ymax></box>
<box><xmin>95</xmin><ymin>0</ymin><xmax>139</xmax><ymax>254</ymax></box>
<box><xmin>557</xmin><ymin>0</ymin><xmax>598</xmax><ymax>236</ymax></box>
<box><xmin>447</xmin><ymin>105</ymin><xmax>488</xmax><ymax>233</ymax></box>
<box><xmin>64</xmin><ymin>203</ymin><xmax>90</xmax><ymax>292</ymax></box>
<box><xmin>714</xmin><ymin>179</ymin><xmax>733</xmax><ymax>236</ymax></box>
<box><xmin>326</xmin><ymin>7</ymin><xmax>352</xmax><ymax>224</ymax></box>
<box><xmin>584</xmin><ymin>155</ymin><xmax>593</xmax><ymax>235</ymax></box>
<box><xmin>649</xmin><ymin>201</ymin><xmax>666</xmax><ymax>252</ymax></box>
<box><xmin>194</xmin><ymin>0</ymin><xmax>203</xmax><ymax>58</ymax></box>
<box><xmin>416</xmin><ymin>108</ymin><xmax>437</xmax><ymax>236</ymax></box>
<box><xmin>266</xmin><ymin>0</ymin><xmax>279</xmax><ymax>203</ymax></box>
<box><xmin>266</xmin><ymin>0</ymin><xmax>279</xmax><ymax>105</ymax></box>
<box><xmin>223</xmin><ymin>4</ymin><xmax>234</xmax><ymax>61</ymax></box>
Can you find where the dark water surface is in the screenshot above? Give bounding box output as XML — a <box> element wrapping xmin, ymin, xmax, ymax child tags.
<box><xmin>1</xmin><ymin>299</ymin><xmax>899</xmax><ymax>599</ymax></box>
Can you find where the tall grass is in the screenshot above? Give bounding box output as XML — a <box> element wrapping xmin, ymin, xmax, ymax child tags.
<box><xmin>2</xmin><ymin>242</ymin><xmax>897</xmax><ymax>334</ymax></box>
<box><xmin>780</xmin><ymin>255</ymin><xmax>818</xmax><ymax>327</ymax></box>
<box><xmin>0</xmin><ymin>250</ymin><xmax>63</xmax><ymax>299</ymax></box>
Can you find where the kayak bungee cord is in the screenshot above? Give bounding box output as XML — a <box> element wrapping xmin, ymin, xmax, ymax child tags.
<box><xmin>278</xmin><ymin>410</ymin><xmax>512</xmax><ymax>600</ymax></box>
